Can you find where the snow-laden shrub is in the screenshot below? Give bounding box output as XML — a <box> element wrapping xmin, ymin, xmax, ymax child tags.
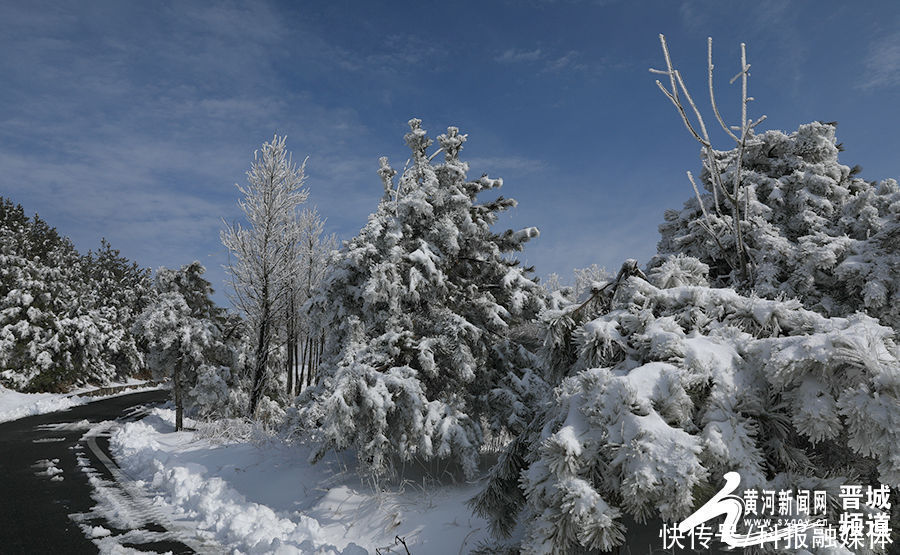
<box><xmin>188</xmin><ymin>364</ymin><xmax>231</xmax><ymax>418</ymax></box>
<box><xmin>655</xmin><ymin>122</ymin><xmax>900</xmax><ymax>330</ymax></box>
<box><xmin>472</xmin><ymin>259</ymin><xmax>899</xmax><ymax>553</ymax></box>
<box><xmin>297</xmin><ymin>120</ymin><xmax>547</xmax><ymax>478</ymax></box>
<box><xmin>255</xmin><ymin>394</ymin><xmax>287</xmax><ymax>431</ymax></box>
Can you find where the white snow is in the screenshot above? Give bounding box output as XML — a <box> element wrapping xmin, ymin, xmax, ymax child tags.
<box><xmin>32</xmin><ymin>458</ymin><xmax>64</xmax><ymax>481</ymax></box>
<box><xmin>84</xmin><ymin>525</ymin><xmax>112</xmax><ymax>538</ymax></box>
<box><xmin>0</xmin><ymin>385</ymin><xmax>86</xmax><ymax>424</ymax></box>
<box><xmin>0</xmin><ymin>380</ymin><xmax>161</xmax><ymax>424</ymax></box>
<box><xmin>108</xmin><ymin>408</ymin><xmax>490</xmax><ymax>554</ymax></box>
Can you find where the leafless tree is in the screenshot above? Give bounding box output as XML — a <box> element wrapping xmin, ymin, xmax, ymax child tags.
<box><xmin>651</xmin><ymin>35</ymin><xmax>767</xmax><ymax>282</ymax></box>
<box><xmin>221</xmin><ymin>135</ymin><xmax>309</xmax><ymax>416</ymax></box>
<box><xmin>285</xmin><ymin>207</ymin><xmax>336</xmax><ymax>395</ymax></box>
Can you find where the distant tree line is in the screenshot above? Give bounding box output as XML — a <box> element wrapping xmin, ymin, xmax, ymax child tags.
<box><xmin>0</xmin><ymin>199</ymin><xmax>151</xmax><ymax>391</ymax></box>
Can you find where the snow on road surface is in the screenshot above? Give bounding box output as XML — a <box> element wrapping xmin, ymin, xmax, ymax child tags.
<box><xmin>0</xmin><ymin>380</ymin><xmax>160</xmax><ymax>424</ymax></box>
<box><xmin>109</xmin><ymin>408</ymin><xmax>491</xmax><ymax>554</ymax></box>
<box><xmin>0</xmin><ymin>385</ymin><xmax>87</xmax><ymax>423</ymax></box>
<box><xmin>32</xmin><ymin>458</ymin><xmax>64</xmax><ymax>481</ymax></box>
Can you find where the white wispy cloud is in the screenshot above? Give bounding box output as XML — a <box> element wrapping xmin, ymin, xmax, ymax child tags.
<box><xmin>0</xmin><ymin>2</ymin><xmax>394</xmax><ymax>304</ymax></box>
<box><xmin>465</xmin><ymin>156</ymin><xmax>546</xmax><ymax>175</ymax></box>
<box><xmin>860</xmin><ymin>32</ymin><xmax>900</xmax><ymax>90</ymax></box>
<box><xmin>542</xmin><ymin>50</ymin><xmax>583</xmax><ymax>73</ymax></box>
<box><xmin>494</xmin><ymin>45</ymin><xmax>607</xmax><ymax>77</ymax></box>
<box><xmin>495</xmin><ymin>48</ymin><xmax>544</xmax><ymax>63</ymax></box>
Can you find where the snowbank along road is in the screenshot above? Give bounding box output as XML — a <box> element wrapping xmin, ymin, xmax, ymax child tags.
<box><xmin>0</xmin><ymin>389</ymin><xmax>201</xmax><ymax>554</ymax></box>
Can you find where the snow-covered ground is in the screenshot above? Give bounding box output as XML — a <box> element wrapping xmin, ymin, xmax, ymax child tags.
<box><xmin>108</xmin><ymin>407</ymin><xmax>491</xmax><ymax>554</ymax></box>
<box><xmin>0</xmin><ymin>379</ymin><xmax>160</xmax><ymax>424</ymax></box>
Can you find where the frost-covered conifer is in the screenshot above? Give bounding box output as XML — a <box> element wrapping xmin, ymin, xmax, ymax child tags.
<box><xmin>656</xmin><ymin>122</ymin><xmax>900</xmax><ymax>330</ymax></box>
<box><xmin>650</xmin><ymin>36</ymin><xmax>899</xmax><ymax>330</ymax></box>
<box><xmin>135</xmin><ymin>262</ymin><xmax>229</xmax><ymax>429</ymax></box>
<box><xmin>298</xmin><ymin>120</ymin><xmax>547</xmax><ymax>477</ymax></box>
<box><xmin>285</xmin><ymin>206</ymin><xmax>337</xmax><ymax>396</ymax></box>
<box><xmin>0</xmin><ymin>198</ymin><xmax>150</xmax><ymax>391</ymax></box>
<box><xmin>1</xmin><ymin>200</ymin><xmax>81</xmax><ymax>389</ymax></box>
<box><xmin>81</xmin><ymin>238</ymin><xmax>152</xmax><ymax>375</ymax></box>
<box><xmin>472</xmin><ymin>258</ymin><xmax>900</xmax><ymax>553</ymax></box>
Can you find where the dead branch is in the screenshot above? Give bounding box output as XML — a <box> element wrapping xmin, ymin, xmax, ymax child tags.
<box><xmin>651</xmin><ymin>34</ymin><xmax>766</xmax><ymax>283</ymax></box>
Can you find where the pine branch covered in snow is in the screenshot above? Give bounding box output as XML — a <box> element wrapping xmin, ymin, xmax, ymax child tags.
<box><xmin>296</xmin><ymin>120</ymin><xmax>548</xmax><ymax>478</ymax></box>
<box><xmin>476</xmin><ymin>257</ymin><xmax>900</xmax><ymax>552</ymax></box>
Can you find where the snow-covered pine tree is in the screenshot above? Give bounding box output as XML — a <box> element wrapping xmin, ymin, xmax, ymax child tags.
<box><xmin>0</xmin><ymin>198</ymin><xmax>151</xmax><ymax>391</ymax></box>
<box><xmin>472</xmin><ymin>256</ymin><xmax>900</xmax><ymax>553</ymax></box>
<box><xmin>651</xmin><ymin>36</ymin><xmax>900</xmax><ymax>330</ymax></box>
<box><xmin>656</xmin><ymin>123</ymin><xmax>900</xmax><ymax>330</ymax></box>
<box><xmin>1</xmin><ymin>199</ymin><xmax>79</xmax><ymax>390</ymax></box>
<box><xmin>221</xmin><ymin>135</ymin><xmax>310</xmax><ymax>416</ymax></box>
<box><xmin>298</xmin><ymin>120</ymin><xmax>547</xmax><ymax>478</ymax></box>
<box><xmin>81</xmin><ymin>238</ymin><xmax>152</xmax><ymax>376</ymax></box>
<box><xmin>134</xmin><ymin>262</ymin><xmax>230</xmax><ymax>429</ymax></box>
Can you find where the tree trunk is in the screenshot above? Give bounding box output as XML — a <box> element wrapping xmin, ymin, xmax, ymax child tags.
<box><xmin>286</xmin><ymin>296</ymin><xmax>294</xmax><ymax>397</ymax></box>
<box><xmin>306</xmin><ymin>334</ymin><xmax>315</xmax><ymax>389</ymax></box>
<box><xmin>294</xmin><ymin>332</ymin><xmax>303</xmax><ymax>395</ymax></box>
<box><xmin>174</xmin><ymin>363</ymin><xmax>183</xmax><ymax>431</ymax></box>
<box><xmin>299</xmin><ymin>334</ymin><xmax>309</xmax><ymax>391</ymax></box>
<box><xmin>315</xmin><ymin>332</ymin><xmax>325</xmax><ymax>384</ymax></box>
<box><xmin>249</xmin><ymin>293</ymin><xmax>270</xmax><ymax>416</ymax></box>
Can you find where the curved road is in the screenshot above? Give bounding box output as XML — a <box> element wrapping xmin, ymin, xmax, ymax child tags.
<box><xmin>0</xmin><ymin>389</ymin><xmax>196</xmax><ymax>554</ymax></box>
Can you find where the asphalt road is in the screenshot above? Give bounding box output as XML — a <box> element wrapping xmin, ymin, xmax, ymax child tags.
<box><xmin>0</xmin><ymin>389</ymin><xmax>196</xmax><ymax>554</ymax></box>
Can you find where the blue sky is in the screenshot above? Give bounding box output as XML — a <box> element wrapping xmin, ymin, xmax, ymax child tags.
<box><xmin>2</xmin><ymin>1</ymin><xmax>899</xmax><ymax>306</ymax></box>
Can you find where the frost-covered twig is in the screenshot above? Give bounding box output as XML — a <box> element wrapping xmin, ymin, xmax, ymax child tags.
<box><xmin>686</xmin><ymin>170</ymin><xmax>728</xmax><ymax>253</ymax></box>
<box><xmin>651</xmin><ymin>35</ymin><xmax>767</xmax><ymax>283</ymax></box>
<box><xmin>570</xmin><ymin>259</ymin><xmax>648</xmax><ymax>319</ymax></box>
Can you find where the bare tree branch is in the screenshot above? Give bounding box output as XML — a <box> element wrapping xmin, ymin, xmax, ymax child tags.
<box><xmin>652</xmin><ymin>35</ymin><xmax>766</xmax><ymax>284</ymax></box>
